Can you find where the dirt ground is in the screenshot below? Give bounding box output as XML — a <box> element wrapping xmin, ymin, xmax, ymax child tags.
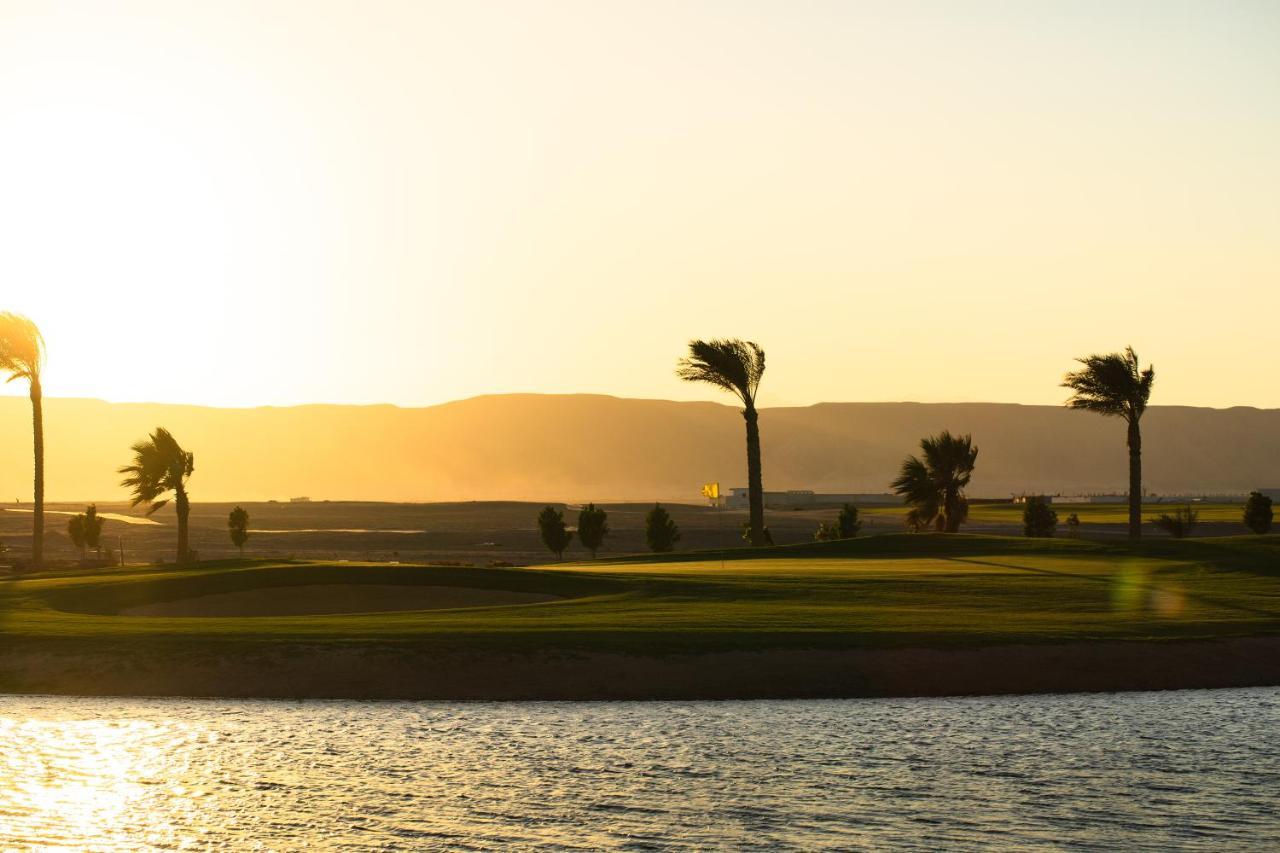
<box><xmin>3</xmin><ymin>637</ymin><xmax>1278</xmax><ymax>701</ymax></box>
<box><xmin>0</xmin><ymin>500</ymin><xmax>899</xmax><ymax>566</ymax></box>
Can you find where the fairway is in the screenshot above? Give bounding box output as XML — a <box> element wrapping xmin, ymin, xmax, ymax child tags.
<box><xmin>119</xmin><ymin>584</ymin><xmax>563</xmax><ymax>617</ymax></box>
<box><xmin>5</xmin><ymin>534</ymin><xmax>1280</xmax><ymax>650</ymax></box>
<box><xmin>858</xmin><ymin>501</ymin><xmax>1254</xmax><ymax>526</ymax></box>
<box><xmin>4</xmin><ymin>533</ymin><xmax>1280</xmax><ymax>699</ymax></box>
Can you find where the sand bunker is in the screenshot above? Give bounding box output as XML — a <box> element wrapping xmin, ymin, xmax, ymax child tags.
<box><xmin>121</xmin><ymin>584</ymin><xmax>561</xmax><ymax>617</ymax></box>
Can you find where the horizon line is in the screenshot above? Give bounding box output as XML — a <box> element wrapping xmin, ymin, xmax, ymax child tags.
<box><xmin>0</xmin><ymin>390</ymin><xmax>1276</xmax><ymax>414</ymax></box>
<box><xmin>0</xmin><ymin>391</ymin><xmax>1276</xmax><ymax>414</ymax></box>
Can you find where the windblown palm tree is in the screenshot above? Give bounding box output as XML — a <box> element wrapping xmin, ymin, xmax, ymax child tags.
<box><xmin>1062</xmin><ymin>346</ymin><xmax>1154</xmax><ymax>540</ymax></box>
<box><xmin>119</xmin><ymin>428</ymin><xmax>196</xmax><ymax>563</ymax></box>
<box><xmin>677</xmin><ymin>339</ymin><xmax>768</xmax><ymax>545</ymax></box>
<box><xmin>0</xmin><ymin>312</ymin><xmax>46</xmax><ymax>568</ymax></box>
<box><xmin>891</xmin><ymin>431</ymin><xmax>979</xmax><ymax>533</ymax></box>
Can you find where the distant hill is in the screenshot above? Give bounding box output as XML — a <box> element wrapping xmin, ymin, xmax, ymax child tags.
<box><xmin>1</xmin><ymin>394</ymin><xmax>1277</xmax><ymax>502</ymax></box>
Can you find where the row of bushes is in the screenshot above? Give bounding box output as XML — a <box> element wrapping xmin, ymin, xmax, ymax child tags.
<box><xmin>538</xmin><ymin>503</ymin><xmax>681</xmax><ymax>559</ymax></box>
<box><xmin>1020</xmin><ymin>492</ymin><xmax>1273</xmax><ymax>539</ymax></box>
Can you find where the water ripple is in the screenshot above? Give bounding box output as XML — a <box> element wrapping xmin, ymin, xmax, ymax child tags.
<box><xmin>0</xmin><ymin>689</ymin><xmax>1277</xmax><ymax>850</ymax></box>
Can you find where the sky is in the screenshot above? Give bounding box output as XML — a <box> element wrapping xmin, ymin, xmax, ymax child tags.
<box><xmin>0</xmin><ymin>0</ymin><xmax>1277</xmax><ymax>410</ymax></box>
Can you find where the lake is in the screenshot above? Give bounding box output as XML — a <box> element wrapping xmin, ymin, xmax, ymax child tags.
<box><xmin>1</xmin><ymin>689</ymin><xmax>1277</xmax><ymax>850</ymax></box>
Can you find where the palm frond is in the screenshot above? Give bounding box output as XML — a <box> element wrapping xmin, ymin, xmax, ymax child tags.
<box><xmin>892</xmin><ymin>455</ymin><xmax>940</xmax><ymax>528</ymax></box>
<box><xmin>0</xmin><ymin>312</ymin><xmax>45</xmax><ymax>382</ymax></box>
<box><xmin>676</xmin><ymin>338</ymin><xmax>766</xmax><ymax>407</ymax></box>
<box><xmin>1062</xmin><ymin>346</ymin><xmax>1155</xmax><ymax>420</ymax></box>
<box><xmin>894</xmin><ymin>432</ymin><xmax>978</xmax><ymax>531</ymax></box>
<box><xmin>119</xmin><ymin>427</ymin><xmax>193</xmax><ymax>509</ymax></box>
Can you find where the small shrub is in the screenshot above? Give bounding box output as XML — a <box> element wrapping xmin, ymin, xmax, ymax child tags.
<box><xmin>1022</xmin><ymin>496</ymin><xmax>1058</xmax><ymax>538</ymax></box>
<box><xmin>1243</xmin><ymin>492</ymin><xmax>1273</xmax><ymax>534</ymax></box>
<box><xmin>577</xmin><ymin>503</ymin><xmax>610</xmax><ymax>558</ymax></box>
<box><xmin>816</xmin><ymin>505</ymin><xmax>862</xmax><ymax>542</ymax></box>
<box><xmin>83</xmin><ymin>505</ymin><xmax>105</xmax><ymax>558</ymax></box>
<box><xmin>814</xmin><ymin>521</ymin><xmax>841</xmax><ymax>542</ymax></box>
<box><xmin>67</xmin><ymin>514</ymin><xmax>87</xmax><ymax>558</ymax></box>
<box><xmin>1065</xmin><ymin>513</ymin><xmax>1081</xmax><ymax>538</ymax></box>
<box><xmin>837</xmin><ymin>504</ymin><xmax>862</xmax><ymax>538</ymax></box>
<box><xmin>537</xmin><ymin>506</ymin><xmax>573</xmax><ymax>559</ymax></box>
<box><xmin>1154</xmin><ymin>505</ymin><xmax>1199</xmax><ymax>539</ymax></box>
<box><xmin>645</xmin><ymin>504</ymin><xmax>681</xmax><ymax>553</ymax></box>
<box><xmin>229</xmin><ymin>506</ymin><xmax>250</xmax><ymax>556</ymax></box>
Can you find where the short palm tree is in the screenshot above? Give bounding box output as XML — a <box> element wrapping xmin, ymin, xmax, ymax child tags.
<box><xmin>119</xmin><ymin>427</ymin><xmax>196</xmax><ymax>563</ymax></box>
<box><xmin>0</xmin><ymin>312</ymin><xmax>46</xmax><ymax>568</ymax></box>
<box><xmin>677</xmin><ymin>339</ymin><xmax>768</xmax><ymax>545</ymax></box>
<box><xmin>1062</xmin><ymin>347</ymin><xmax>1154</xmax><ymax>540</ymax></box>
<box><xmin>891</xmin><ymin>431</ymin><xmax>979</xmax><ymax>533</ymax></box>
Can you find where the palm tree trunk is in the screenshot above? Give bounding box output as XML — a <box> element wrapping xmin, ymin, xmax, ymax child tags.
<box><xmin>176</xmin><ymin>486</ymin><xmax>190</xmax><ymax>563</ymax></box>
<box><xmin>743</xmin><ymin>405</ymin><xmax>766</xmax><ymax>545</ymax></box>
<box><xmin>30</xmin><ymin>378</ymin><xmax>43</xmax><ymax>569</ymax></box>
<box><xmin>1127</xmin><ymin>417</ymin><xmax>1142</xmax><ymax>541</ymax></box>
<box><xmin>944</xmin><ymin>485</ymin><xmax>961</xmax><ymax>533</ymax></box>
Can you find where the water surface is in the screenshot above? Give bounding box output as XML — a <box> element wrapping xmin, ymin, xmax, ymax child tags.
<box><xmin>1</xmin><ymin>689</ymin><xmax>1276</xmax><ymax>850</ymax></box>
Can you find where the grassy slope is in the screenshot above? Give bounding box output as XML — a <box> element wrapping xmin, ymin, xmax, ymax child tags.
<box><xmin>3</xmin><ymin>534</ymin><xmax>1279</xmax><ymax>655</ymax></box>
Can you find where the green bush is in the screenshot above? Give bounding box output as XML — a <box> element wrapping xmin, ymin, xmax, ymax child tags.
<box><xmin>837</xmin><ymin>504</ymin><xmax>862</xmax><ymax>538</ymax></box>
<box><xmin>1022</xmin><ymin>496</ymin><xmax>1058</xmax><ymax>538</ymax></box>
<box><xmin>645</xmin><ymin>504</ymin><xmax>680</xmax><ymax>553</ymax></box>
<box><xmin>577</xmin><ymin>503</ymin><xmax>610</xmax><ymax>557</ymax></box>
<box><xmin>537</xmin><ymin>506</ymin><xmax>574</xmax><ymax>559</ymax></box>
<box><xmin>814</xmin><ymin>521</ymin><xmax>841</xmax><ymax>542</ymax></box>
<box><xmin>1154</xmin><ymin>505</ymin><xmax>1199</xmax><ymax>539</ymax></box>
<box><xmin>1244</xmin><ymin>492</ymin><xmax>1273</xmax><ymax>534</ymax></box>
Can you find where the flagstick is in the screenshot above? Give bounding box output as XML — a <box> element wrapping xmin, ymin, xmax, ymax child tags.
<box><xmin>716</xmin><ymin>492</ymin><xmax>724</xmax><ymax>571</ymax></box>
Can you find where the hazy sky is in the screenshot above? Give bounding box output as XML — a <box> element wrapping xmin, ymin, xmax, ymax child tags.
<box><xmin>1</xmin><ymin>1</ymin><xmax>1276</xmax><ymax>409</ymax></box>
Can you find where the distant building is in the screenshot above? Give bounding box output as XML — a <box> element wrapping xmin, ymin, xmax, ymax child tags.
<box><xmin>1153</xmin><ymin>494</ymin><xmax>1248</xmax><ymax>504</ymax></box>
<box><xmin>290</xmin><ymin>496</ymin><xmax>313</xmax><ymax>503</ymax></box>
<box><xmin>725</xmin><ymin>488</ymin><xmax>899</xmax><ymax>509</ymax></box>
<box><xmin>1012</xmin><ymin>494</ymin><xmax>1128</xmax><ymax>505</ymax></box>
<box><xmin>1060</xmin><ymin>495</ymin><xmax>1128</xmax><ymax>504</ymax></box>
<box><xmin>1013</xmin><ymin>493</ymin><xmax>1248</xmax><ymax>505</ymax></box>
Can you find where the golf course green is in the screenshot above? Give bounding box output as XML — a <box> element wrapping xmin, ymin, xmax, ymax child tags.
<box><xmin>3</xmin><ymin>533</ymin><xmax>1279</xmax><ymax>699</ymax></box>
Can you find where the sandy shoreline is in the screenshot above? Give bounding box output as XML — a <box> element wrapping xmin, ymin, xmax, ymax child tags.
<box><xmin>2</xmin><ymin>637</ymin><xmax>1278</xmax><ymax>701</ymax></box>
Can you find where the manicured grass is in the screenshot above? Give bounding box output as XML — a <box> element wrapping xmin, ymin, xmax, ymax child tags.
<box><xmin>858</xmin><ymin>501</ymin><xmax>1250</xmax><ymax>525</ymax></box>
<box><xmin>3</xmin><ymin>534</ymin><xmax>1279</xmax><ymax>655</ymax></box>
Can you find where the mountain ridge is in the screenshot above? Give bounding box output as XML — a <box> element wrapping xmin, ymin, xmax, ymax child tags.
<box><xmin>1</xmin><ymin>393</ymin><xmax>1276</xmax><ymax>503</ymax></box>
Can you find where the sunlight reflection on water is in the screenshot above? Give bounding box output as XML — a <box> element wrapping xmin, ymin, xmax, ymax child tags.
<box><xmin>3</xmin><ymin>508</ymin><xmax>161</xmax><ymax>526</ymax></box>
<box><xmin>1</xmin><ymin>689</ymin><xmax>1277</xmax><ymax>850</ymax></box>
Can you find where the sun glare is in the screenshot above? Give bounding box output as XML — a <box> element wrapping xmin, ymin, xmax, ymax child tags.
<box><xmin>3</xmin><ymin>2</ymin><xmax>1278</xmax><ymax>408</ymax></box>
<box><xmin>1</xmin><ymin>716</ymin><xmax>183</xmax><ymax>846</ymax></box>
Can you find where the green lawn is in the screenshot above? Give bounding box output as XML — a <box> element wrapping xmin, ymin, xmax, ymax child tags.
<box><xmin>858</xmin><ymin>501</ymin><xmax>1251</xmax><ymax>525</ymax></box>
<box><xmin>4</xmin><ymin>533</ymin><xmax>1279</xmax><ymax>655</ymax></box>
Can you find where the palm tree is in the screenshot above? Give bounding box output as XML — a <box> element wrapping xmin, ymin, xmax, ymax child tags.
<box><xmin>0</xmin><ymin>312</ymin><xmax>46</xmax><ymax>568</ymax></box>
<box><xmin>677</xmin><ymin>339</ymin><xmax>768</xmax><ymax>545</ymax></box>
<box><xmin>1062</xmin><ymin>347</ymin><xmax>1154</xmax><ymax>540</ymax></box>
<box><xmin>119</xmin><ymin>427</ymin><xmax>196</xmax><ymax>563</ymax></box>
<box><xmin>891</xmin><ymin>431</ymin><xmax>979</xmax><ymax>533</ymax></box>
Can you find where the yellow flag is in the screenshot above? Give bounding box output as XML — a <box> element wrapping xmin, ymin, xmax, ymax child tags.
<box><xmin>701</xmin><ymin>482</ymin><xmax>720</xmax><ymax>499</ymax></box>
